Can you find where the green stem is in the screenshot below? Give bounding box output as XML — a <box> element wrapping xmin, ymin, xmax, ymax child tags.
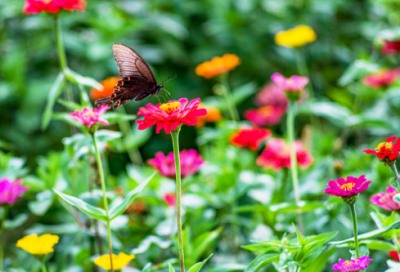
<box><xmin>220</xmin><ymin>73</ymin><xmax>239</xmax><ymax>121</ymax></box>
<box><xmin>41</xmin><ymin>261</ymin><xmax>48</xmax><ymax>272</ymax></box>
<box><xmin>92</xmin><ymin>134</ymin><xmax>114</xmax><ymax>272</ymax></box>
<box><xmin>389</xmin><ymin>163</ymin><xmax>400</xmax><ymax>187</ymax></box>
<box><xmin>349</xmin><ymin>204</ymin><xmax>360</xmax><ymax>258</ymax></box>
<box><xmin>0</xmin><ymin>206</ymin><xmax>8</xmax><ymax>271</ymax></box>
<box><xmin>287</xmin><ymin>101</ymin><xmax>303</xmax><ymax>233</ymax></box>
<box><xmin>295</xmin><ymin>48</ymin><xmax>314</xmax><ymax>98</ymax></box>
<box><xmin>54</xmin><ymin>16</ymin><xmax>74</xmax><ymax>106</ymax></box>
<box><xmin>171</xmin><ymin>128</ymin><xmax>185</xmax><ymax>272</ymax></box>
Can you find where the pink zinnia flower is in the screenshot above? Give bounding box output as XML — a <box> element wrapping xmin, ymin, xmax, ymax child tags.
<box><xmin>381</xmin><ymin>41</ymin><xmax>400</xmax><ymax>55</ymax></box>
<box><xmin>363</xmin><ymin>136</ymin><xmax>400</xmax><ymax>163</ymax></box>
<box><xmin>0</xmin><ymin>179</ymin><xmax>28</xmax><ymax>205</ymax></box>
<box><xmin>271</xmin><ymin>73</ymin><xmax>309</xmax><ymax>93</ymax></box>
<box><xmin>163</xmin><ymin>193</ymin><xmax>176</xmax><ymax>207</ymax></box>
<box><xmin>256</xmin><ymin>138</ymin><xmax>313</xmax><ymax>171</ymax></box>
<box><xmin>324</xmin><ymin>175</ymin><xmax>372</xmax><ymax>197</ymax></box>
<box><xmin>24</xmin><ymin>0</ymin><xmax>86</xmax><ymax>14</ymax></box>
<box><xmin>148</xmin><ymin>149</ymin><xmax>205</xmax><ymax>179</ymax></box>
<box><xmin>136</xmin><ymin>98</ymin><xmax>207</xmax><ymax>134</ymax></box>
<box><xmin>69</xmin><ymin>105</ymin><xmax>110</xmax><ymax>128</ymax></box>
<box><xmin>332</xmin><ymin>256</ymin><xmax>373</xmax><ymax>272</ymax></box>
<box><xmin>255</xmin><ymin>83</ymin><xmax>288</xmax><ymax>108</ymax></box>
<box><xmin>244</xmin><ymin>105</ymin><xmax>286</xmax><ymax>126</ymax></box>
<box><xmin>370</xmin><ymin>186</ymin><xmax>400</xmax><ymax>211</ymax></box>
<box><xmin>229</xmin><ymin>126</ymin><xmax>272</xmax><ymax>150</ymax></box>
<box><xmin>362</xmin><ymin>68</ymin><xmax>400</xmax><ymax>88</ymax></box>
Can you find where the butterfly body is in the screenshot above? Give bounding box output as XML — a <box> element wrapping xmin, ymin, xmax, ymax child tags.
<box><xmin>95</xmin><ymin>43</ymin><xmax>164</xmax><ymax>109</ymax></box>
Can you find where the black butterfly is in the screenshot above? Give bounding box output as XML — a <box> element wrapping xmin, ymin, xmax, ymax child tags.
<box><xmin>95</xmin><ymin>43</ymin><xmax>167</xmax><ymax>109</ymax></box>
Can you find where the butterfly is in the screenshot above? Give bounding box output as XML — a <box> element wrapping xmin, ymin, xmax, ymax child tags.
<box><xmin>95</xmin><ymin>43</ymin><xmax>169</xmax><ymax>109</ymax></box>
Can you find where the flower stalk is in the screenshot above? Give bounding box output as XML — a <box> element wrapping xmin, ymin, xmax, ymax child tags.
<box><xmin>171</xmin><ymin>128</ymin><xmax>185</xmax><ymax>272</ymax></box>
<box><xmin>91</xmin><ymin>134</ymin><xmax>114</xmax><ymax>272</ymax></box>
<box><xmin>295</xmin><ymin>48</ymin><xmax>314</xmax><ymax>99</ymax></box>
<box><xmin>287</xmin><ymin>101</ymin><xmax>303</xmax><ymax>233</ymax></box>
<box><xmin>0</xmin><ymin>206</ymin><xmax>8</xmax><ymax>271</ymax></box>
<box><xmin>389</xmin><ymin>163</ymin><xmax>400</xmax><ymax>187</ymax></box>
<box><xmin>41</xmin><ymin>261</ymin><xmax>48</xmax><ymax>272</ymax></box>
<box><xmin>349</xmin><ymin>204</ymin><xmax>360</xmax><ymax>258</ymax></box>
<box><xmin>220</xmin><ymin>73</ymin><xmax>239</xmax><ymax>122</ymax></box>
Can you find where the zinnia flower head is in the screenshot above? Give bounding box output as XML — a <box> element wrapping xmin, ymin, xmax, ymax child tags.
<box><xmin>195</xmin><ymin>54</ymin><xmax>241</xmax><ymax>79</ymax></box>
<box><xmin>381</xmin><ymin>40</ymin><xmax>400</xmax><ymax>55</ymax></box>
<box><xmin>69</xmin><ymin>105</ymin><xmax>110</xmax><ymax>129</ymax></box>
<box><xmin>332</xmin><ymin>256</ymin><xmax>373</xmax><ymax>272</ymax></box>
<box><xmin>16</xmin><ymin>234</ymin><xmax>59</xmax><ymax>255</ymax></box>
<box><xmin>370</xmin><ymin>186</ymin><xmax>400</xmax><ymax>212</ymax></box>
<box><xmin>244</xmin><ymin>105</ymin><xmax>286</xmax><ymax>126</ymax></box>
<box><xmin>271</xmin><ymin>73</ymin><xmax>309</xmax><ymax>101</ymax></box>
<box><xmin>363</xmin><ymin>136</ymin><xmax>400</xmax><ymax>164</ymax></box>
<box><xmin>362</xmin><ymin>68</ymin><xmax>400</xmax><ymax>88</ymax></box>
<box><xmin>163</xmin><ymin>192</ymin><xmax>176</xmax><ymax>207</ymax></box>
<box><xmin>95</xmin><ymin>253</ymin><xmax>135</xmax><ymax>271</ymax></box>
<box><xmin>0</xmin><ymin>178</ymin><xmax>28</xmax><ymax>205</ymax></box>
<box><xmin>389</xmin><ymin>250</ymin><xmax>400</xmax><ymax>262</ymax></box>
<box><xmin>90</xmin><ymin>77</ymin><xmax>121</xmax><ymax>101</ymax></box>
<box><xmin>24</xmin><ymin>0</ymin><xmax>86</xmax><ymax>14</ymax></box>
<box><xmin>229</xmin><ymin>126</ymin><xmax>272</xmax><ymax>150</ymax></box>
<box><xmin>148</xmin><ymin>149</ymin><xmax>205</xmax><ymax>179</ymax></box>
<box><xmin>136</xmin><ymin>98</ymin><xmax>207</xmax><ymax>134</ymax></box>
<box><xmin>255</xmin><ymin>83</ymin><xmax>288</xmax><ymax>108</ymax></box>
<box><xmin>324</xmin><ymin>175</ymin><xmax>372</xmax><ymax>205</ymax></box>
<box><xmin>256</xmin><ymin>138</ymin><xmax>313</xmax><ymax>171</ymax></box>
<box><xmin>274</xmin><ymin>25</ymin><xmax>316</xmax><ymax>48</ymax></box>
<box><xmin>196</xmin><ymin>103</ymin><xmax>222</xmax><ymax>128</ymax></box>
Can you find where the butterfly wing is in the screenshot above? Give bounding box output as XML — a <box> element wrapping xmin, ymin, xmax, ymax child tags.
<box><xmin>112</xmin><ymin>43</ymin><xmax>157</xmax><ymax>85</ymax></box>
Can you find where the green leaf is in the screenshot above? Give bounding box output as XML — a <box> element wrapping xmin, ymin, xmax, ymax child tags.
<box><xmin>108</xmin><ymin>172</ymin><xmax>155</xmax><ymax>220</ymax></box>
<box><xmin>141</xmin><ymin>263</ymin><xmax>152</xmax><ymax>272</ymax></box>
<box><xmin>57</xmin><ymin>99</ymin><xmax>83</xmax><ymax>111</ymax></box>
<box><xmin>244</xmin><ymin>253</ymin><xmax>280</xmax><ymax>272</ymax></box>
<box><xmin>4</xmin><ymin>214</ymin><xmax>28</xmax><ymax>229</ymax></box>
<box><xmin>102</xmin><ymin>112</ymin><xmax>137</xmax><ymax>125</ymax></box>
<box><xmin>350</xmin><ymin>244</ymin><xmax>369</xmax><ymax>259</ymax></box>
<box><xmin>65</xmin><ymin>68</ymin><xmax>102</xmax><ymax>89</ymax></box>
<box><xmin>188</xmin><ymin>254</ymin><xmax>213</xmax><ymax>272</ymax></box>
<box><xmin>41</xmin><ymin>72</ymin><xmax>65</xmax><ymax>130</ymax></box>
<box><xmin>337</xmin><ymin>240</ymin><xmax>396</xmax><ymax>251</ymax></box>
<box><xmin>169</xmin><ymin>264</ymin><xmax>176</xmax><ymax>272</ymax></box>
<box><xmin>28</xmin><ymin>190</ymin><xmax>55</xmax><ymax>216</ymax></box>
<box><xmin>53</xmin><ymin>189</ymin><xmax>108</xmax><ymax>221</ymax></box>
<box><xmin>203</xmin><ymin>264</ymin><xmax>246</xmax><ymax>272</ymax></box>
<box><xmin>337</xmin><ymin>60</ymin><xmax>380</xmax><ymax>86</ymax></box>
<box><xmin>268</xmin><ymin>201</ymin><xmax>325</xmax><ymax>213</ymax></box>
<box><xmin>305</xmin><ymin>247</ymin><xmax>335</xmax><ymax>272</ymax></box>
<box><xmin>192</xmin><ymin>228</ymin><xmax>220</xmax><ymax>261</ymax></box>
<box><xmin>297</xmin><ymin>101</ymin><xmax>351</xmax><ymax>127</ymax></box>
<box><xmin>231</xmin><ymin>82</ymin><xmax>257</xmax><ymax>106</ymax></box>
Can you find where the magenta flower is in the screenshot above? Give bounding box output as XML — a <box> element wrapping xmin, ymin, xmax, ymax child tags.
<box><xmin>163</xmin><ymin>193</ymin><xmax>176</xmax><ymax>207</ymax></box>
<box><xmin>69</xmin><ymin>105</ymin><xmax>110</xmax><ymax>128</ymax></box>
<box><xmin>0</xmin><ymin>178</ymin><xmax>28</xmax><ymax>205</ymax></box>
<box><xmin>148</xmin><ymin>149</ymin><xmax>205</xmax><ymax>179</ymax></box>
<box><xmin>324</xmin><ymin>175</ymin><xmax>372</xmax><ymax>197</ymax></box>
<box><xmin>362</xmin><ymin>68</ymin><xmax>400</xmax><ymax>88</ymax></box>
<box><xmin>255</xmin><ymin>83</ymin><xmax>288</xmax><ymax>108</ymax></box>
<box><xmin>332</xmin><ymin>256</ymin><xmax>373</xmax><ymax>272</ymax></box>
<box><xmin>271</xmin><ymin>73</ymin><xmax>309</xmax><ymax>93</ymax></box>
<box><xmin>370</xmin><ymin>186</ymin><xmax>400</xmax><ymax>211</ymax></box>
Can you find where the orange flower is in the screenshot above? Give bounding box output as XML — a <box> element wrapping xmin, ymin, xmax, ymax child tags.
<box><xmin>196</xmin><ymin>103</ymin><xmax>222</xmax><ymax>128</ymax></box>
<box><xmin>90</xmin><ymin>76</ymin><xmax>121</xmax><ymax>101</ymax></box>
<box><xmin>195</xmin><ymin>54</ymin><xmax>241</xmax><ymax>79</ymax></box>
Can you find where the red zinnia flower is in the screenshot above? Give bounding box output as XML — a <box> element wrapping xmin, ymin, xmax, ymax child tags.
<box><xmin>363</xmin><ymin>136</ymin><xmax>400</xmax><ymax>163</ymax></box>
<box><xmin>389</xmin><ymin>251</ymin><xmax>400</xmax><ymax>262</ymax></box>
<box><xmin>381</xmin><ymin>41</ymin><xmax>400</xmax><ymax>55</ymax></box>
<box><xmin>256</xmin><ymin>138</ymin><xmax>313</xmax><ymax>171</ymax></box>
<box><xmin>136</xmin><ymin>98</ymin><xmax>207</xmax><ymax>134</ymax></box>
<box><xmin>362</xmin><ymin>68</ymin><xmax>400</xmax><ymax>88</ymax></box>
<box><xmin>229</xmin><ymin>126</ymin><xmax>272</xmax><ymax>150</ymax></box>
<box><xmin>24</xmin><ymin>0</ymin><xmax>86</xmax><ymax>14</ymax></box>
<box><xmin>163</xmin><ymin>193</ymin><xmax>176</xmax><ymax>207</ymax></box>
<box><xmin>244</xmin><ymin>105</ymin><xmax>286</xmax><ymax>126</ymax></box>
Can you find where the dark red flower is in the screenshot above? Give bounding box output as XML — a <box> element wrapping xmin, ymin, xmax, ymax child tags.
<box><xmin>363</xmin><ymin>136</ymin><xmax>400</xmax><ymax>163</ymax></box>
<box><xmin>24</xmin><ymin>0</ymin><xmax>86</xmax><ymax>14</ymax></box>
<box><xmin>229</xmin><ymin>126</ymin><xmax>272</xmax><ymax>150</ymax></box>
<box><xmin>382</xmin><ymin>41</ymin><xmax>400</xmax><ymax>55</ymax></box>
<box><xmin>389</xmin><ymin>251</ymin><xmax>400</xmax><ymax>262</ymax></box>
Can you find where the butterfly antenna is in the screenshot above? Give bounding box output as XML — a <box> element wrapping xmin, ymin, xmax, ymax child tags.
<box><xmin>161</xmin><ymin>74</ymin><xmax>177</xmax><ymax>84</ymax></box>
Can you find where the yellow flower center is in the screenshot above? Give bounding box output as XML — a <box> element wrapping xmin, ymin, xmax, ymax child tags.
<box><xmin>160</xmin><ymin>102</ymin><xmax>180</xmax><ymax>114</ymax></box>
<box><xmin>339</xmin><ymin>183</ymin><xmax>355</xmax><ymax>192</ymax></box>
<box><xmin>375</xmin><ymin>141</ymin><xmax>392</xmax><ymax>151</ymax></box>
<box><xmin>343</xmin><ymin>258</ymin><xmax>359</xmax><ymax>266</ymax></box>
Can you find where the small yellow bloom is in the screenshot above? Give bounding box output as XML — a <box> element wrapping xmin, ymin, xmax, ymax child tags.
<box><xmin>196</xmin><ymin>103</ymin><xmax>222</xmax><ymax>128</ymax></box>
<box><xmin>16</xmin><ymin>234</ymin><xmax>59</xmax><ymax>255</ymax></box>
<box><xmin>274</xmin><ymin>25</ymin><xmax>316</xmax><ymax>48</ymax></box>
<box><xmin>95</xmin><ymin>253</ymin><xmax>135</xmax><ymax>271</ymax></box>
<box><xmin>195</xmin><ymin>54</ymin><xmax>241</xmax><ymax>79</ymax></box>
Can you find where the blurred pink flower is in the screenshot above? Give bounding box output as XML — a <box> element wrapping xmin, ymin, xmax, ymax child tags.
<box><xmin>324</xmin><ymin>175</ymin><xmax>372</xmax><ymax>197</ymax></box>
<box><xmin>362</xmin><ymin>68</ymin><xmax>400</xmax><ymax>88</ymax></box>
<box><xmin>244</xmin><ymin>105</ymin><xmax>286</xmax><ymax>126</ymax></box>
<box><xmin>0</xmin><ymin>178</ymin><xmax>28</xmax><ymax>205</ymax></box>
<box><xmin>163</xmin><ymin>193</ymin><xmax>176</xmax><ymax>207</ymax></box>
<box><xmin>24</xmin><ymin>0</ymin><xmax>86</xmax><ymax>14</ymax></box>
<box><xmin>69</xmin><ymin>105</ymin><xmax>110</xmax><ymax>128</ymax></box>
<box><xmin>381</xmin><ymin>41</ymin><xmax>400</xmax><ymax>55</ymax></box>
<box><xmin>370</xmin><ymin>186</ymin><xmax>400</xmax><ymax>211</ymax></box>
<box><xmin>255</xmin><ymin>83</ymin><xmax>288</xmax><ymax>108</ymax></box>
<box><xmin>136</xmin><ymin>98</ymin><xmax>207</xmax><ymax>134</ymax></box>
<box><xmin>256</xmin><ymin>138</ymin><xmax>313</xmax><ymax>171</ymax></box>
<box><xmin>148</xmin><ymin>149</ymin><xmax>205</xmax><ymax>179</ymax></box>
<box><xmin>332</xmin><ymin>256</ymin><xmax>373</xmax><ymax>272</ymax></box>
<box><xmin>271</xmin><ymin>73</ymin><xmax>309</xmax><ymax>93</ymax></box>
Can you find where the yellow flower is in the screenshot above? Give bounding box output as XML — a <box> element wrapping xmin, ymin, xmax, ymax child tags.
<box><xmin>95</xmin><ymin>253</ymin><xmax>135</xmax><ymax>271</ymax></box>
<box><xmin>274</xmin><ymin>25</ymin><xmax>316</xmax><ymax>48</ymax></box>
<box><xmin>195</xmin><ymin>54</ymin><xmax>241</xmax><ymax>79</ymax></box>
<box><xmin>16</xmin><ymin>234</ymin><xmax>59</xmax><ymax>255</ymax></box>
<box><xmin>196</xmin><ymin>103</ymin><xmax>222</xmax><ymax>128</ymax></box>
